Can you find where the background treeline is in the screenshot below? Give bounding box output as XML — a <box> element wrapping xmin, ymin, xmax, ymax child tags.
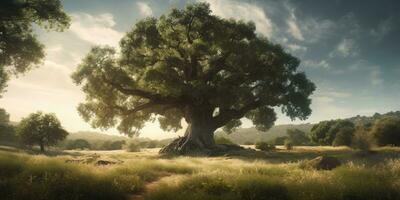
<box><xmin>0</xmin><ymin>108</ymin><xmax>171</xmax><ymax>151</ymax></box>
<box><xmin>217</xmin><ymin>111</ymin><xmax>400</xmax><ymax>148</ymax></box>
<box><xmin>59</xmin><ymin>132</ymin><xmax>172</xmax><ymax>151</ymax></box>
<box><xmin>3</xmin><ymin>107</ymin><xmax>400</xmax><ymax>150</ymax></box>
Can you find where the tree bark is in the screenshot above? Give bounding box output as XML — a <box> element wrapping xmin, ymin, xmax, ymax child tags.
<box><xmin>160</xmin><ymin>107</ymin><xmax>216</xmax><ymax>154</ymax></box>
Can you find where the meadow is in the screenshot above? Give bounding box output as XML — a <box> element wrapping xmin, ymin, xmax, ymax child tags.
<box><xmin>1</xmin><ymin>146</ymin><xmax>400</xmax><ymax>200</ymax></box>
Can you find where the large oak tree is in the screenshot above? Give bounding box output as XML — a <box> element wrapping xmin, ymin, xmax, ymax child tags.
<box><xmin>72</xmin><ymin>3</ymin><xmax>315</xmax><ymax>154</ymax></box>
<box><xmin>0</xmin><ymin>0</ymin><xmax>70</xmax><ymax>95</ymax></box>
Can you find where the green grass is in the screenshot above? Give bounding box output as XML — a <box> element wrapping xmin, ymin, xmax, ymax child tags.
<box><xmin>1</xmin><ymin>146</ymin><xmax>400</xmax><ymax>200</ymax></box>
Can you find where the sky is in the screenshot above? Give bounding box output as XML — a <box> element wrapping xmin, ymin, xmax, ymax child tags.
<box><xmin>1</xmin><ymin>0</ymin><xmax>400</xmax><ymax>139</ymax></box>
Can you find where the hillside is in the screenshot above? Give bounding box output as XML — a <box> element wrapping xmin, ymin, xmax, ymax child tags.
<box><xmin>216</xmin><ymin>110</ymin><xmax>400</xmax><ymax>144</ymax></box>
<box><xmin>67</xmin><ymin>131</ymin><xmax>128</xmax><ymax>142</ymax></box>
<box><xmin>216</xmin><ymin>123</ymin><xmax>314</xmax><ymax>144</ymax></box>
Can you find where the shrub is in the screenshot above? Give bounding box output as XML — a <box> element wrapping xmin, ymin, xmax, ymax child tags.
<box><xmin>101</xmin><ymin>140</ymin><xmax>126</xmax><ymax>150</ymax></box>
<box><xmin>255</xmin><ymin>142</ymin><xmax>275</xmax><ymax>151</ymax></box>
<box><xmin>66</xmin><ymin>139</ymin><xmax>91</xmax><ymax>150</ymax></box>
<box><xmin>214</xmin><ymin>136</ymin><xmax>234</xmax><ymax>145</ymax></box>
<box><xmin>284</xmin><ymin>139</ymin><xmax>293</xmax><ymax>150</ymax></box>
<box><xmin>125</xmin><ymin>141</ymin><xmax>141</xmax><ymax>152</ymax></box>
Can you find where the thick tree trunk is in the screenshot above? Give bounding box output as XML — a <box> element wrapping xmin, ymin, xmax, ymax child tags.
<box><xmin>160</xmin><ymin>107</ymin><xmax>217</xmax><ymax>154</ymax></box>
<box><xmin>160</xmin><ymin>106</ymin><xmax>245</xmax><ymax>155</ymax></box>
<box><xmin>160</xmin><ymin>118</ymin><xmax>216</xmax><ymax>154</ymax></box>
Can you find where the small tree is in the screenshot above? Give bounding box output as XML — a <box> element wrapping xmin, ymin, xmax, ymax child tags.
<box><xmin>17</xmin><ymin>112</ymin><xmax>68</xmax><ymax>152</ymax></box>
<box><xmin>371</xmin><ymin>116</ymin><xmax>400</xmax><ymax>146</ymax></box>
<box><xmin>352</xmin><ymin>127</ymin><xmax>372</xmax><ymax>151</ymax></box>
<box><xmin>284</xmin><ymin>139</ymin><xmax>293</xmax><ymax>150</ymax></box>
<box><xmin>332</xmin><ymin>127</ymin><xmax>354</xmax><ymax>146</ymax></box>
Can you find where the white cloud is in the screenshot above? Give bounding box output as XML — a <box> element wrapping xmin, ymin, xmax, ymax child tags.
<box><xmin>330</xmin><ymin>38</ymin><xmax>359</xmax><ymax>58</ymax></box>
<box><xmin>321</xmin><ymin>91</ymin><xmax>352</xmax><ymax>98</ymax></box>
<box><xmin>202</xmin><ymin>0</ymin><xmax>274</xmax><ymax>38</ymax></box>
<box><xmin>286</xmin><ymin>9</ymin><xmax>304</xmax><ymax>41</ymax></box>
<box><xmin>136</xmin><ymin>2</ymin><xmax>153</xmax><ymax>17</ymax></box>
<box><xmin>69</xmin><ymin>13</ymin><xmax>123</xmax><ymax>46</ymax></box>
<box><xmin>303</xmin><ymin>59</ymin><xmax>329</xmax><ymax>69</ymax></box>
<box><xmin>287</xmin><ymin>43</ymin><xmax>307</xmax><ymax>53</ymax></box>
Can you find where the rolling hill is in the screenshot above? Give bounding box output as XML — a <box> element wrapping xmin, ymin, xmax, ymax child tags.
<box><xmin>215</xmin><ymin>123</ymin><xmax>314</xmax><ymax>144</ymax></box>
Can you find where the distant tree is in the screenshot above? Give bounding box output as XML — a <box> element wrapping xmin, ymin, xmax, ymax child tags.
<box><xmin>101</xmin><ymin>140</ymin><xmax>126</xmax><ymax>150</ymax></box>
<box><xmin>0</xmin><ymin>108</ymin><xmax>10</xmax><ymax>124</ymax></box>
<box><xmin>66</xmin><ymin>139</ymin><xmax>91</xmax><ymax>150</ymax></box>
<box><xmin>17</xmin><ymin>112</ymin><xmax>68</xmax><ymax>152</ymax></box>
<box><xmin>371</xmin><ymin>116</ymin><xmax>400</xmax><ymax>146</ymax></box>
<box><xmin>125</xmin><ymin>141</ymin><xmax>141</xmax><ymax>152</ymax></box>
<box><xmin>310</xmin><ymin>121</ymin><xmax>336</xmax><ymax>145</ymax></box>
<box><xmin>284</xmin><ymin>139</ymin><xmax>293</xmax><ymax>150</ymax></box>
<box><xmin>0</xmin><ymin>108</ymin><xmax>16</xmax><ymax>145</ymax></box>
<box><xmin>72</xmin><ymin>3</ymin><xmax>315</xmax><ymax>154</ymax></box>
<box><xmin>273</xmin><ymin>136</ymin><xmax>288</xmax><ymax>145</ymax></box>
<box><xmin>255</xmin><ymin>142</ymin><xmax>275</xmax><ymax>151</ymax></box>
<box><xmin>332</xmin><ymin>127</ymin><xmax>354</xmax><ymax>146</ymax></box>
<box><xmin>0</xmin><ymin>0</ymin><xmax>70</xmax><ymax>95</ymax></box>
<box><xmin>286</xmin><ymin>129</ymin><xmax>309</xmax><ymax>145</ymax></box>
<box><xmin>310</xmin><ymin>120</ymin><xmax>354</xmax><ymax>146</ymax></box>
<box><xmin>352</xmin><ymin>125</ymin><xmax>373</xmax><ymax>151</ymax></box>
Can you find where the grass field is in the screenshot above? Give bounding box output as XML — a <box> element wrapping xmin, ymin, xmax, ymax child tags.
<box><xmin>1</xmin><ymin>146</ymin><xmax>400</xmax><ymax>200</ymax></box>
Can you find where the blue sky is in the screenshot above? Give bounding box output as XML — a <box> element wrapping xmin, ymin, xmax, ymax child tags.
<box><xmin>1</xmin><ymin>0</ymin><xmax>399</xmax><ymax>139</ymax></box>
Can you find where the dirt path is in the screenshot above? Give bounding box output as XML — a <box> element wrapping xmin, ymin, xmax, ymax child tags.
<box><xmin>128</xmin><ymin>174</ymin><xmax>186</xmax><ymax>200</ymax></box>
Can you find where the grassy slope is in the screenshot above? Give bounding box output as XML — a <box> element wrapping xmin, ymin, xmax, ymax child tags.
<box><xmin>1</xmin><ymin>146</ymin><xmax>400</xmax><ymax>200</ymax></box>
<box><xmin>216</xmin><ymin>123</ymin><xmax>314</xmax><ymax>144</ymax></box>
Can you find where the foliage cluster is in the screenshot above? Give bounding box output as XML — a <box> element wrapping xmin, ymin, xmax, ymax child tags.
<box><xmin>255</xmin><ymin>142</ymin><xmax>276</xmax><ymax>151</ymax></box>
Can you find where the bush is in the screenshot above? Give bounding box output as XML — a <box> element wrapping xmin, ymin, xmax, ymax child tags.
<box><xmin>125</xmin><ymin>141</ymin><xmax>141</xmax><ymax>152</ymax></box>
<box><xmin>100</xmin><ymin>140</ymin><xmax>126</xmax><ymax>150</ymax></box>
<box><xmin>255</xmin><ymin>142</ymin><xmax>275</xmax><ymax>151</ymax></box>
<box><xmin>214</xmin><ymin>136</ymin><xmax>234</xmax><ymax>145</ymax></box>
<box><xmin>284</xmin><ymin>139</ymin><xmax>293</xmax><ymax>150</ymax></box>
<box><xmin>66</xmin><ymin>139</ymin><xmax>91</xmax><ymax>150</ymax></box>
